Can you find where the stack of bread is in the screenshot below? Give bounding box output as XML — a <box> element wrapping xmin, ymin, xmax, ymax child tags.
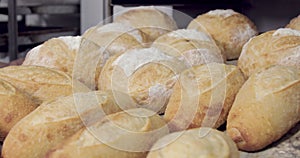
<box><xmin>0</xmin><ymin>6</ymin><xmax>299</xmax><ymax>158</ymax></box>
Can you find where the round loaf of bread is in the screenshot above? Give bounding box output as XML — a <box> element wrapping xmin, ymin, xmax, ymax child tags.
<box><xmin>147</xmin><ymin>128</ymin><xmax>239</xmax><ymax>158</ymax></box>
<box><xmin>152</xmin><ymin>29</ymin><xmax>225</xmax><ymax>65</ymax></box>
<box><xmin>2</xmin><ymin>91</ymin><xmax>122</xmax><ymax>158</ymax></box>
<box><xmin>286</xmin><ymin>14</ymin><xmax>300</xmax><ymax>31</ymax></box>
<box><xmin>98</xmin><ymin>47</ymin><xmax>186</xmax><ymax>114</ymax></box>
<box><xmin>46</xmin><ymin>108</ymin><xmax>169</xmax><ymax>158</ymax></box>
<box><xmin>238</xmin><ymin>28</ymin><xmax>300</xmax><ymax>78</ymax></box>
<box><xmin>187</xmin><ymin>9</ymin><xmax>258</xmax><ymax>60</ymax></box>
<box><xmin>82</xmin><ymin>23</ymin><xmax>148</xmax><ymax>55</ymax></box>
<box><xmin>164</xmin><ymin>63</ymin><xmax>245</xmax><ymax>132</ymax></box>
<box><xmin>114</xmin><ymin>6</ymin><xmax>178</xmax><ymax>42</ymax></box>
<box><xmin>0</xmin><ymin>79</ymin><xmax>38</xmax><ymax>141</ymax></box>
<box><xmin>0</xmin><ymin>66</ymin><xmax>89</xmax><ymax>104</ymax></box>
<box><xmin>227</xmin><ymin>65</ymin><xmax>300</xmax><ymax>151</ymax></box>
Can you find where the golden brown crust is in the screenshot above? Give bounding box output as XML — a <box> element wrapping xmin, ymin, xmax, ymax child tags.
<box><xmin>0</xmin><ymin>65</ymin><xmax>89</xmax><ymax>104</ymax></box>
<box><xmin>0</xmin><ymin>79</ymin><xmax>38</xmax><ymax>141</ymax></box>
<box><xmin>238</xmin><ymin>29</ymin><xmax>300</xmax><ymax>78</ymax></box>
<box><xmin>45</xmin><ymin>108</ymin><xmax>169</xmax><ymax>158</ymax></box>
<box><xmin>114</xmin><ymin>7</ymin><xmax>178</xmax><ymax>42</ymax></box>
<box><xmin>164</xmin><ymin>63</ymin><xmax>245</xmax><ymax>131</ymax></box>
<box><xmin>1</xmin><ymin>91</ymin><xmax>122</xmax><ymax>158</ymax></box>
<box><xmin>286</xmin><ymin>15</ymin><xmax>300</xmax><ymax>31</ymax></box>
<box><xmin>187</xmin><ymin>9</ymin><xmax>258</xmax><ymax>60</ymax></box>
<box><xmin>227</xmin><ymin>65</ymin><xmax>300</xmax><ymax>151</ymax></box>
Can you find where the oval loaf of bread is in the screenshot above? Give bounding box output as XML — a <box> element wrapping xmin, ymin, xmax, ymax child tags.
<box><xmin>46</xmin><ymin>108</ymin><xmax>169</xmax><ymax>158</ymax></box>
<box><xmin>147</xmin><ymin>128</ymin><xmax>239</xmax><ymax>158</ymax></box>
<box><xmin>286</xmin><ymin>14</ymin><xmax>300</xmax><ymax>31</ymax></box>
<box><xmin>227</xmin><ymin>65</ymin><xmax>300</xmax><ymax>151</ymax></box>
<box><xmin>1</xmin><ymin>91</ymin><xmax>122</xmax><ymax>158</ymax></box>
<box><xmin>164</xmin><ymin>63</ymin><xmax>245</xmax><ymax>131</ymax></box>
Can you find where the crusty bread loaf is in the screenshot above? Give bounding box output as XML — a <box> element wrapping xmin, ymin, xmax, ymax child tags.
<box><xmin>23</xmin><ymin>36</ymin><xmax>81</xmax><ymax>75</ymax></box>
<box><xmin>0</xmin><ymin>66</ymin><xmax>89</xmax><ymax>104</ymax></box>
<box><xmin>1</xmin><ymin>91</ymin><xmax>122</xmax><ymax>158</ymax></box>
<box><xmin>147</xmin><ymin>128</ymin><xmax>239</xmax><ymax>158</ymax></box>
<box><xmin>227</xmin><ymin>65</ymin><xmax>300</xmax><ymax>151</ymax></box>
<box><xmin>188</xmin><ymin>9</ymin><xmax>258</xmax><ymax>60</ymax></box>
<box><xmin>286</xmin><ymin>14</ymin><xmax>300</xmax><ymax>31</ymax></box>
<box><xmin>0</xmin><ymin>79</ymin><xmax>38</xmax><ymax>141</ymax></box>
<box><xmin>114</xmin><ymin>6</ymin><xmax>178</xmax><ymax>42</ymax></box>
<box><xmin>98</xmin><ymin>47</ymin><xmax>186</xmax><ymax>114</ymax></box>
<box><xmin>83</xmin><ymin>23</ymin><xmax>148</xmax><ymax>55</ymax></box>
<box><xmin>164</xmin><ymin>63</ymin><xmax>245</xmax><ymax>131</ymax></box>
<box><xmin>152</xmin><ymin>29</ymin><xmax>225</xmax><ymax>65</ymax></box>
<box><xmin>238</xmin><ymin>28</ymin><xmax>300</xmax><ymax>78</ymax></box>
<box><xmin>46</xmin><ymin>108</ymin><xmax>169</xmax><ymax>158</ymax></box>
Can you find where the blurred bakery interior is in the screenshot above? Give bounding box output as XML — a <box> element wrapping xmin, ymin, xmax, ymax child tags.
<box><xmin>0</xmin><ymin>0</ymin><xmax>299</xmax><ymax>65</ymax></box>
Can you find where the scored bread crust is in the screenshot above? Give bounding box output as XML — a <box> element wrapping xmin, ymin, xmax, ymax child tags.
<box><xmin>45</xmin><ymin>108</ymin><xmax>169</xmax><ymax>158</ymax></box>
<box><xmin>286</xmin><ymin>14</ymin><xmax>300</xmax><ymax>31</ymax></box>
<box><xmin>0</xmin><ymin>66</ymin><xmax>89</xmax><ymax>104</ymax></box>
<box><xmin>187</xmin><ymin>9</ymin><xmax>258</xmax><ymax>60</ymax></box>
<box><xmin>227</xmin><ymin>65</ymin><xmax>300</xmax><ymax>151</ymax></box>
<box><xmin>238</xmin><ymin>29</ymin><xmax>300</xmax><ymax>78</ymax></box>
<box><xmin>0</xmin><ymin>79</ymin><xmax>38</xmax><ymax>141</ymax></box>
<box><xmin>164</xmin><ymin>63</ymin><xmax>245</xmax><ymax>131</ymax></box>
<box><xmin>114</xmin><ymin>6</ymin><xmax>178</xmax><ymax>42</ymax></box>
<box><xmin>1</xmin><ymin>91</ymin><xmax>122</xmax><ymax>158</ymax></box>
<box><xmin>152</xmin><ymin>29</ymin><xmax>225</xmax><ymax>64</ymax></box>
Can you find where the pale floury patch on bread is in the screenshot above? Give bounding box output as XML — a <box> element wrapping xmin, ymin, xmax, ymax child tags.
<box><xmin>207</xmin><ymin>9</ymin><xmax>238</xmax><ymax>18</ymax></box>
<box><xmin>147</xmin><ymin>128</ymin><xmax>239</xmax><ymax>158</ymax></box>
<box><xmin>187</xmin><ymin>9</ymin><xmax>258</xmax><ymax>60</ymax></box>
<box><xmin>58</xmin><ymin>36</ymin><xmax>82</xmax><ymax>51</ymax></box>
<box><xmin>272</xmin><ymin>28</ymin><xmax>300</xmax><ymax>37</ymax></box>
<box><xmin>167</xmin><ymin>29</ymin><xmax>213</xmax><ymax>42</ymax></box>
<box><xmin>227</xmin><ymin>65</ymin><xmax>300</xmax><ymax>151</ymax></box>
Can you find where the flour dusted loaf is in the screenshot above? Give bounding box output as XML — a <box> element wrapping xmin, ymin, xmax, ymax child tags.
<box><xmin>286</xmin><ymin>14</ymin><xmax>300</xmax><ymax>31</ymax></box>
<box><xmin>98</xmin><ymin>47</ymin><xmax>186</xmax><ymax>114</ymax></box>
<box><xmin>46</xmin><ymin>108</ymin><xmax>169</xmax><ymax>158</ymax></box>
<box><xmin>0</xmin><ymin>79</ymin><xmax>37</xmax><ymax>141</ymax></box>
<box><xmin>164</xmin><ymin>63</ymin><xmax>245</xmax><ymax>131</ymax></box>
<box><xmin>0</xmin><ymin>66</ymin><xmax>89</xmax><ymax>104</ymax></box>
<box><xmin>152</xmin><ymin>29</ymin><xmax>224</xmax><ymax>65</ymax></box>
<box><xmin>1</xmin><ymin>91</ymin><xmax>122</xmax><ymax>158</ymax></box>
<box><xmin>227</xmin><ymin>65</ymin><xmax>300</xmax><ymax>151</ymax></box>
<box><xmin>188</xmin><ymin>9</ymin><xmax>258</xmax><ymax>60</ymax></box>
<box><xmin>238</xmin><ymin>28</ymin><xmax>300</xmax><ymax>78</ymax></box>
<box><xmin>114</xmin><ymin>6</ymin><xmax>178</xmax><ymax>42</ymax></box>
<box><xmin>147</xmin><ymin>128</ymin><xmax>239</xmax><ymax>158</ymax></box>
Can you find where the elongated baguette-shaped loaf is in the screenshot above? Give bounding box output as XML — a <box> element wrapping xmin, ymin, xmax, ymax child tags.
<box><xmin>46</xmin><ymin>108</ymin><xmax>169</xmax><ymax>158</ymax></box>
<box><xmin>1</xmin><ymin>91</ymin><xmax>122</xmax><ymax>158</ymax></box>
<box><xmin>152</xmin><ymin>29</ymin><xmax>225</xmax><ymax>64</ymax></box>
<box><xmin>164</xmin><ymin>63</ymin><xmax>245</xmax><ymax>131</ymax></box>
<box><xmin>227</xmin><ymin>65</ymin><xmax>300</xmax><ymax>151</ymax></box>
<box><xmin>0</xmin><ymin>79</ymin><xmax>37</xmax><ymax>141</ymax></box>
<box><xmin>147</xmin><ymin>128</ymin><xmax>239</xmax><ymax>158</ymax></box>
<box><xmin>238</xmin><ymin>28</ymin><xmax>300</xmax><ymax>78</ymax></box>
<box><xmin>114</xmin><ymin>6</ymin><xmax>178</xmax><ymax>42</ymax></box>
<box><xmin>0</xmin><ymin>66</ymin><xmax>89</xmax><ymax>104</ymax></box>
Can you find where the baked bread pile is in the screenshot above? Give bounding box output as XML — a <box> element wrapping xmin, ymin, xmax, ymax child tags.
<box><xmin>0</xmin><ymin>6</ymin><xmax>299</xmax><ymax>158</ymax></box>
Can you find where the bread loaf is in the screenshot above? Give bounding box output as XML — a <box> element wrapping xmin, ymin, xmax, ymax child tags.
<box><xmin>147</xmin><ymin>128</ymin><xmax>239</xmax><ymax>158</ymax></box>
<box><xmin>46</xmin><ymin>108</ymin><xmax>169</xmax><ymax>158</ymax></box>
<box><xmin>286</xmin><ymin>14</ymin><xmax>300</xmax><ymax>31</ymax></box>
<box><xmin>22</xmin><ymin>36</ymin><xmax>109</xmax><ymax>90</ymax></box>
<box><xmin>83</xmin><ymin>23</ymin><xmax>148</xmax><ymax>55</ymax></box>
<box><xmin>227</xmin><ymin>65</ymin><xmax>300</xmax><ymax>151</ymax></box>
<box><xmin>0</xmin><ymin>66</ymin><xmax>89</xmax><ymax>104</ymax></box>
<box><xmin>164</xmin><ymin>63</ymin><xmax>245</xmax><ymax>131</ymax></box>
<box><xmin>152</xmin><ymin>29</ymin><xmax>225</xmax><ymax>65</ymax></box>
<box><xmin>188</xmin><ymin>9</ymin><xmax>258</xmax><ymax>60</ymax></box>
<box><xmin>1</xmin><ymin>91</ymin><xmax>122</xmax><ymax>158</ymax></box>
<box><xmin>238</xmin><ymin>28</ymin><xmax>300</xmax><ymax>78</ymax></box>
<box><xmin>0</xmin><ymin>79</ymin><xmax>38</xmax><ymax>141</ymax></box>
<box><xmin>98</xmin><ymin>47</ymin><xmax>186</xmax><ymax>114</ymax></box>
<box><xmin>114</xmin><ymin>6</ymin><xmax>178</xmax><ymax>42</ymax></box>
